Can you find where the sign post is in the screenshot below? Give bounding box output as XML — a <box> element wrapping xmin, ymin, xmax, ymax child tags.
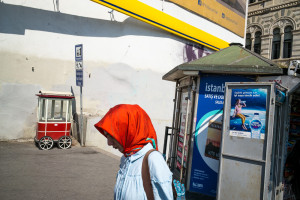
<box><xmin>75</xmin><ymin>44</ymin><xmax>84</xmax><ymax>146</ymax></box>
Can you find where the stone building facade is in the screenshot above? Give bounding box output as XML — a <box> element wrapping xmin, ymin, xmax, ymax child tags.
<box><xmin>246</xmin><ymin>0</ymin><xmax>300</xmax><ymax>68</ymax></box>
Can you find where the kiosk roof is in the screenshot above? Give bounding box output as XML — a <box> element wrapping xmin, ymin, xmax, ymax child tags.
<box><xmin>36</xmin><ymin>91</ymin><xmax>74</xmax><ymax>99</ymax></box>
<box><xmin>163</xmin><ymin>44</ymin><xmax>283</xmax><ymax>82</ymax></box>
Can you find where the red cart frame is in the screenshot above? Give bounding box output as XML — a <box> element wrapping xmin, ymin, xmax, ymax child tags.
<box><xmin>34</xmin><ymin>91</ymin><xmax>74</xmax><ymax>150</ymax></box>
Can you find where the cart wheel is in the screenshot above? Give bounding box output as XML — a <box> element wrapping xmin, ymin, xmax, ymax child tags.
<box><xmin>58</xmin><ymin>136</ymin><xmax>72</xmax><ymax>149</ymax></box>
<box><xmin>39</xmin><ymin>136</ymin><xmax>54</xmax><ymax>150</ymax></box>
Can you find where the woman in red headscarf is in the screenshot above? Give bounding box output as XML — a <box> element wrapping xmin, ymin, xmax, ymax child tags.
<box><xmin>94</xmin><ymin>104</ymin><xmax>173</xmax><ymax>200</ymax></box>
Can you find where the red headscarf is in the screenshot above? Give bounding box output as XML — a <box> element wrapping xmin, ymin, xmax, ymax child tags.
<box><xmin>94</xmin><ymin>104</ymin><xmax>158</xmax><ymax>157</ymax></box>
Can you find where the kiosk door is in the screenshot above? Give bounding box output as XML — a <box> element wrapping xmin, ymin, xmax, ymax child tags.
<box><xmin>217</xmin><ymin>82</ymin><xmax>276</xmax><ymax>200</ymax></box>
<box><xmin>169</xmin><ymin>77</ymin><xmax>196</xmax><ymax>183</ymax></box>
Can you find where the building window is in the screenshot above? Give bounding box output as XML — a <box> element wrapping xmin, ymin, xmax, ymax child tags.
<box><xmin>272</xmin><ymin>28</ymin><xmax>281</xmax><ymax>59</ymax></box>
<box><xmin>249</xmin><ymin>0</ymin><xmax>263</xmax><ymax>3</ymax></box>
<box><xmin>254</xmin><ymin>31</ymin><xmax>261</xmax><ymax>54</ymax></box>
<box><xmin>246</xmin><ymin>33</ymin><xmax>252</xmax><ymax>50</ymax></box>
<box><xmin>283</xmin><ymin>26</ymin><xmax>293</xmax><ymax>58</ymax></box>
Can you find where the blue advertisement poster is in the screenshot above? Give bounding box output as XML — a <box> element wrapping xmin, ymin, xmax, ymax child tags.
<box><xmin>229</xmin><ymin>88</ymin><xmax>267</xmax><ymax>140</ymax></box>
<box><xmin>189</xmin><ymin>74</ymin><xmax>253</xmax><ymax>196</ymax></box>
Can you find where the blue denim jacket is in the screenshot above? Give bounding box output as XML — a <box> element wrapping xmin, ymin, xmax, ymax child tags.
<box><xmin>114</xmin><ymin>143</ymin><xmax>173</xmax><ymax>200</ymax></box>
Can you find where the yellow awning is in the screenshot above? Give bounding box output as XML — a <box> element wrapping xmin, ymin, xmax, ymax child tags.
<box><xmin>91</xmin><ymin>0</ymin><xmax>229</xmax><ymax>51</ymax></box>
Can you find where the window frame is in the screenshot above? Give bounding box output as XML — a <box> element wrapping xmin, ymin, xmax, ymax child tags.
<box><xmin>283</xmin><ymin>26</ymin><xmax>293</xmax><ymax>58</ymax></box>
<box><xmin>245</xmin><ymin>33</ymin><xmax>252</xmax><ymax>50</ymax></box>
<box><xmin>254</xmin><ymin>31</ymin><xmax>262</xmax><ymax>54</ymax></box>
<box><xmin>272</xmin><ymin>28</ymin><xmax>281</xmax><ymax>59</ymax></box>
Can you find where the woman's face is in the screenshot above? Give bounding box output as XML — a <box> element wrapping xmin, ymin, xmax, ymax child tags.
<box><xmin>104</xmin><ymin>131</ymin><xmax>124</xmax><ymax>153</ymax></box>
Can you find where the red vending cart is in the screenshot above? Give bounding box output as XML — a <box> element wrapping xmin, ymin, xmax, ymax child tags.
<box><xmin>35</xmin><ymin>91</ymin><xmax>74</xmax><ymax>150</ymax></box>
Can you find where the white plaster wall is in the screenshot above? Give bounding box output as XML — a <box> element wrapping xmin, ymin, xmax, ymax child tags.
<box><xmin>0</xmin><ymin>0</ymin><xmax>244</xmax><ymax>155</ymax></box>
<box><xmin>0</xmin><ymin>83</ymin><xmax>41</xmax><ymax>140</ymax></box>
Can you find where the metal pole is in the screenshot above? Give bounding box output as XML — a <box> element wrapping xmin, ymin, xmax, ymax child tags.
<box><xmin>185</xmin><ymin>77</ymin><xmax>197</xmax><ymax>186</ymax></box>
<box><xmin>168</xmin><ymin>81</ymin><xmax>179</xmax><ymax>166</ymax></box>
<box><xmin>171</xmin><ymin>86</ymin><xmax>182</xmax><ymax>170</ymax></box>
<box><xmin>163</xmin><ymin>126</ymin><xmax>170</xmax><ymax>159</ymax></box>
<box><xmin>45</xmin><ymin>99</ymin><xmax>48</xmax><ymax>137</ymax></box>
<box><xmin>80</xmin><ymin>85</ymin><xmax>83</xmax><ymax>146</ymax></box>
<box><xmin>65</xmin><ymin>100</ymin><xmax>69</xmax><ymax>136</ymax></box>
<box><xmin>180</xmin><ymin>94</ymin><xmax>190</xmax><ymax>182</ymax></box>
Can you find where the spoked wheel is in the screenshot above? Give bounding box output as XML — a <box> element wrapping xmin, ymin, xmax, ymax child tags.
<box><xmin>58</xmin><ymin>136</ymin><xmax>72</xmax><ymax>149</ymax></box>
<box><xmin>39</xmin><ymin>136</ymin><xmax>54</xmax><ymax>150</ymax></box>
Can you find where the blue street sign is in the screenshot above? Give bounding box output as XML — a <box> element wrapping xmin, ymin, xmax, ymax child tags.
<box><xmin>76</xmin><ymin>69</ymin><xmax>83</xmax><ymax>86</ymax></box>
<box><xmin>75</xmin><ymin>44</ymin><xmax>83</xmax><ymax>86</ymax></box>
<box><xmin>75</xmin><ymin>44</ymin><xmax>84</xmax><ymax>146</ymax></box>
<box><xmin>75</xmin><ymin>44</ymin><xmax>83</xmax><ymax>61</ymax></box>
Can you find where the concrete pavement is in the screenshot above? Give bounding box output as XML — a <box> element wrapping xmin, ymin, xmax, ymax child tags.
<box><xmin>0</xmin><ymin>141</ymin><xmax>120</xmax><ymax>200</ymax></box>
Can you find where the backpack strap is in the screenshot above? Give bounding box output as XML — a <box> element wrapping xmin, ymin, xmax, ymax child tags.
<box><xmin>142</xmin><ymin>149</ymin><xmax>177</xmax><ymax>200</ymax></box>
<box><xmin>142</xmin><ymin>149</ymin><xmax>156</xmax><ymax>200</ymax></box>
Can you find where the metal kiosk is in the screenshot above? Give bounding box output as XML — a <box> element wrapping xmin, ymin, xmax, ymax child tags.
<box><xmin>217</xmin><ymin>71</ymin><xmax>300</xmax><ymax>200</ymax></box>
<box><xmin>162</xmin><ymin>43</ymin><xmax>295</xmax><ymax>199</ymax></box>
<box><xmin>35</xmin><ymin>91</ymin><xmax>74</xmax><ymax>150</ymax></box>
<box><xmin>217</xmin><ymin>82</ymin><xmax>288</xmax><ymax>200</ymax></box>
<box><xmin>257</xmin><ymin>73</ymin><xmax>300</xmax><ymax>200</ymax></box>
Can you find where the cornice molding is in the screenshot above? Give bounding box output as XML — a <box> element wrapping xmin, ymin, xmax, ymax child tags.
<box><xmin>248</xmin><ymin>1</ymin><xmax>300</xmax><ymax>17</ymax></box>
<box><xmin>292</xmin><ymin>29</ymin><xmax>300</xmax><ymax>34</ymax></box>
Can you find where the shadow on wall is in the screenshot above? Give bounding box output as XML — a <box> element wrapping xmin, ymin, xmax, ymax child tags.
<box><xmin>0</xmin><ymin>83</ymin><xmax>41</xmax><ymax>140</ymax></box>
<box><xmin>0</xmin><ymin>2</ymin><xmax>174</xmax><ymax>39</ymax></box>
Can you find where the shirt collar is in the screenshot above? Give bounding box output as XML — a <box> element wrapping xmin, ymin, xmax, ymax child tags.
<box><xmin>130</xmin><ymin>143</ymin><xmax>154</xmax><ymax>162</ymax></box>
